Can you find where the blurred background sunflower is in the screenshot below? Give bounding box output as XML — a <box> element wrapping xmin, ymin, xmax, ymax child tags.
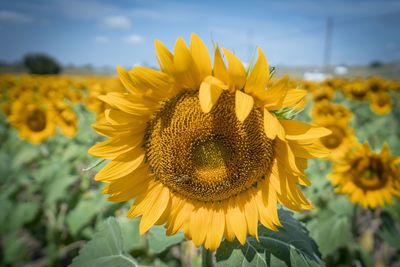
<box><xmin>330</xmin><ymin>143</ymin><xmax>400</xmax><ymax>208</ymax></box>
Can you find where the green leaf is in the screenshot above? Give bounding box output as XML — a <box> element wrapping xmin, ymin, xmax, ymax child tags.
<box><xmin>379</xmin><ymin>213</ymin><xmax>400</xmax><ymax>250</ymax></box>
<box><xmin>147</xmin><ymin>225</ymin><xmax>184</xmax><ymax>253</ymax></box>
<box><xmin>11</xmin><ymin>145</ymin><xmax>40</xmax><ymax>169</ymax></box>
<box><xmin>69</xmin><ymin>217</ymin><xmax>137</xmax><ymax>267</ymax></box>
<box><xmin>2</xmin><ymin>232</ymin><xmax>28</xmax><ymax>264</ymax></box>
<box><xmin>216</xmin><ymin>209</ymin><xmax>323</xmax><ymax>267</ymax></box>
<box><xmin>307</xmin><ymin>209</ymin><xmax>352</xmax><ymax>256</ymax></box>
<box><xmin>289</xmin><ymin>247</ymin><xmax>321</xmax><ymax>267</ymax></box>
<box><xmin>383</xmin><ymin>199</ymin><xmax>400</xmax><ymax>222</ymax></box>
<box><xmin>4</xmin><ymin>201</ymin><xmax>40</xmax><ymax>233</ymax></box>
<box><xmin>44</xmin><ymin>175</ymin><xmax>77</xmax><ymax>206</ymax></box>
<box><xmin>66</xmin><ymin>192</ymin><xmax>111</xmax><ymax>236</ymax></box>
<box><xmin>117</xmin><ymin>217</ymin><xmax>146</xmax><ymax>251</ymax></box>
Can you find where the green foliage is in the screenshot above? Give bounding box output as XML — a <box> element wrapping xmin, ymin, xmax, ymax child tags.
<box><xmin>379</xmin><ymin>213</ymin><xmax>400</xmax><ymax>250</ymax></box>
<box><xmin>23</xmin><ymin>53</ymin><xmax>62</xmax><ymax>74</ymax></box>
<box><xmin>216</xmin><ymin>209</ymin><xmax>323</xmax><ymax>267</ymax></box>
<box><xmin>307</xmin><ymin>199</ymin><xmax>353</xmax><ymax>256</ymax></box>
<box><xmin>66</xmin><ymin>191</ymin><xmax>111</xmax><ymax>236</ymax></box>
<box><xmin>71</xmin><ymin>216</ymin><xmax>185</xmax><ymax>267</ymax></box>
<box><xmin>69</xmin><ymin>217</ymin><xmax>138</xmax><ymax>267</ymax></box>
<box><xmin>1</xmin><ymin>78</ymin><xmax>400</xmax><ymax>267</ymax></box>
<box><xmin>147</xmin><ymin>225</ymin><xmax>184</xmax><ymax>254</ymax></box>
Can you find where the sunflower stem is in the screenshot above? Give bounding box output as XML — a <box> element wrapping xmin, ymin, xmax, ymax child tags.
<box><xmin>201</xmin><ymin>247</ymin><xmax>214</xmax><ymax>267</ymax></box>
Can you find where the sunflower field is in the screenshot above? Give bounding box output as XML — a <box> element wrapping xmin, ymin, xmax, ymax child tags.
<box><xmin>1</xmin><ymin>36</ymin><xmax>400</xmax><ymax>267</ymax></box>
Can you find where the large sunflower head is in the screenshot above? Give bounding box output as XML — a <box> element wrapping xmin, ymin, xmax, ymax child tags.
<box><xmin>330</xmin><ymin>143</ymin><xmax>400</xmax><ymax>208</ymax></box>
<box><xmin>89</xmin><ymin>34</ymin><xmax>331</xmax><ymax>250</ymax></box>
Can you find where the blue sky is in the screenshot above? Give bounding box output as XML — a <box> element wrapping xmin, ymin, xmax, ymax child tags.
<box><xmin>1</xmin><ymin>0</ymin><xmax>400</xmax><ymax>67</ymax></box>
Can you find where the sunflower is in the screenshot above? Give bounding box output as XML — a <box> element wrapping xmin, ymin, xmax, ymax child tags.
<box><xmin>343</xmin><ymin>79</ymin><xmax>369</xmax><ymax>101</ymax></box>
<box><xmin>311</xmin><ymin>85</ymin><xmax>335</xmax><ymax>102</ymax></box>
<box><xmin>299</xmin><ymin>80</ymin><xmax>318</xmax><ymax>91</ymax></box>
<box><xmin>370</xmin><ymin>92</ymin><xmax>391</xmax><ymax>115</ymax></box>
<box><xmin>330</xmin><ymin>143</ymin><xmax>400</xmax><ymax>208</ymax></box>
<box><xmin>89</xmin><ymin>34</ymin><xmax>330</xmax><ymax>250</ymax></box>
<box><xmin>322</xmin><ymin>77</ymin><xmax>344</xmax><ymax>90</ymax></box>
<box><xmin>314</xmin><ymin>116</ymin><xmax>355</xmax><ymax>160</ymax></box>
<box><xmin>8</xmin><ymin>95</ymin><xmax>56</xmax><ymax>144</ymax></box>
<box><xmin>311</xmin><ymin>100</ymin><xmax>352</xmax><ymax>125</ymax></box>
<box><xmin>58</xmin><ymin>108</ymin><xmax>78</xmax><ymax>138</ymax></box>
<box><xmin>367</xmin><ymin>76</ymin><xmax>388</xmax><ymax>94</ymax></box>
<box><xmin>85</xmin><ymin>77</ymin><xmax>125</xmax><ymax>116</ymax></box>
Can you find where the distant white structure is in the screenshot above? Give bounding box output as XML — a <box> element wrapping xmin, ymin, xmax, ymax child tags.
<box><xmin>334</xmin><ymin>65</ymin><xmax>348</xmax><ymax>75</ymax></box>
<box><xmin>303</xmin><ymin>71</ymin><xmax>331</xmax><ymax>82</ymax></box>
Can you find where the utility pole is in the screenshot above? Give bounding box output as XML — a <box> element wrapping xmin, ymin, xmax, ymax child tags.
<box><xmin>323</xmin><ymin>17</ymin><xmax>334</xmax><ymax>71</ymax></box>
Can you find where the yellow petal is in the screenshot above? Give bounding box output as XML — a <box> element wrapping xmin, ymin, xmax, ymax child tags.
<box><xmin>155</xmin><ymin>40</ymin><xmax>175</xmax><ymax>75</ymax></box>
<box><xmin>140</xmin><ymin>185</ymin><xmax>170</xmax><ymax>234</ymax></box>
<box><xmin>213</xmin><ymin>47</ymin><xmax>228</xmax><ymax>84</ymax></box>
<box><xmin>245</xmin><ymin>48</ymin><xmax>269</xmax><ymax>94</ymax></box>
<box><xmin>281</xmin><ymin>89</ymin><xmax>307</xmax><ymax>109</ymax></box>
<box><xmin>223</xmin><ymin>201</ymin><xmax>236</xmax><ymax>241</ymax></box>
<box><xmin>280</xmin><ymin>120</ymin><xmax>332</xmax><ymax>140</ymax></box>
<box><xmin>190</xmin><ymin>33</ymin><xmax>212</xmax><ymax>80</ymax></box>
<box><xmin>235</xmin><ymin>90</ymin><xmax>254</xmax><ymax>122</ymax></box>
<box><xmin>190</xmin><ymin>203</ymin><xmax>209</xmax><ymax>247</ymax></box>
<box><xmin>242</xmin><ymin>191</ymin><xmax>259</xmax><ymax>239</ymax></box>
<box><xmin>263</xmin><ymin>109</ymin><xmax>285</xmax><ymax>140</ymax></box>
<box><xmin>264</xmin><ymin>181</ymin><xmax>281</xmax><ymax>226</ymax></box>
<box><xmin>226</xmin><ymin>196</ymin><xmax>247</xmax><ymax>245</ymax></box>
<box><xmin>204</xmin><ymin>205</ymin><xmax>225</xmax><ymax>251</ymax></box>
<box><xmin>275</xmin><ymin>139</ymin><xmax>301</xmax><ymax>175</ymax></box>
<box><xmin>255</xmin><ymin>194</ymin><xmax>276</xmax><ymax>231</ymax></box>
<box><xmin>95</xmin><ymin>150</ymin><xmax>145</xmax><ymax>181</ymax></box>
<box><xmin>222</xmin><ymin>48</ymin><xmax>246</xmax><ymax>90</ymax></box>
<box><xmin>116</xmin><ymin>66</ymin><xmax>140</xmax><ymax>95</ymax></box>
<box><xmin>98</xmin><ymin>93</ymin><xmax>155</xmax><ymax>116</ymax></box>
<box><xmin>199</xmin><ymin>76</ymin><xmax>225</xmax><ymax>113</ymax></box>
<box><xmin>105</xmin><ymin>166</ymin><xmax>150</xmax><ymax>202</ymax></box>
<box><xmin>104</xmin><ymin>109</ymin><xmax>142</xmax><ymax>125</ymax></box>
<box><xmin>172</xmin><ymin>200</ymin><xmax>193</xmax><ymax>235</ymax></box>
<box><xmin>89</xmin><ymin>133</ymin><xmax>142</xmax><ymax>159</ymax></box>
<box><xmin>92</xmin><ymin>122</ymin><xmax>132</xmax><ymax>137</ymax></box>
<box><xmin>174</xmin><ymin>37</ymin><xmax>201</xmax><ymax>89</ymax></box>
<box><xmin>262</xmin><ymin>76</ymin><xmax>289</xmax><ymax>110</ymax></box>
<box><xmin>129</xmin><ymin>66</ymin><xmax>175</xmax><ymax>99</ymax></box>
<box><xmin>289</xmin><ymin>140</ymin><xmax>331</xmax><ymax>158</ymax></box>
<box><xmin>127</xmin><ymin>181</ymin><xmax>158</xmax><ymax>218</ymax></box>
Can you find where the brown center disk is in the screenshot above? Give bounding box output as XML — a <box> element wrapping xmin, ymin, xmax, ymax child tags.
<box><xmin>352</xmin><ymin>156</ymin><xmax>389</xmax><ymax>191</ymax></box>
<box><xmin>26</xmin><ymin>109</ymin><xmax>47</xmax><ymax>132</ymax></box>
<box><xmin>145</xmin><ymin>91</ymin><xmax>275</xmax><ymax>202</ymax></box>
<box><xmin>320</xmin><ymin>125</ymin><xmax>345</xmax><ymax>149</ymax></box>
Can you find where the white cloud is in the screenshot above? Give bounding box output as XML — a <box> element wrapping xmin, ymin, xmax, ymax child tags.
<box><xmin>95</xmin><ymin>36</ymin><xmax>110</xmax><ymax>44</ymax></box>
<box><xmin>124</xmin><ymin>34</ymin><xmax>145</xmax><ymax>44</ymax></box>
<box><xmin>0</xmin><ymin>10</ymin><xmax>32</xmax><ymax>24</ymax></box>
<box><xmin>102</xmin><ymin>15</ymin><xmax>131</xmax><ymax>29</ymax></box>
<box><xmin>57</xmin><ymin>0</ymin><xmax>119</xmax><ymax>19</ymax></box>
